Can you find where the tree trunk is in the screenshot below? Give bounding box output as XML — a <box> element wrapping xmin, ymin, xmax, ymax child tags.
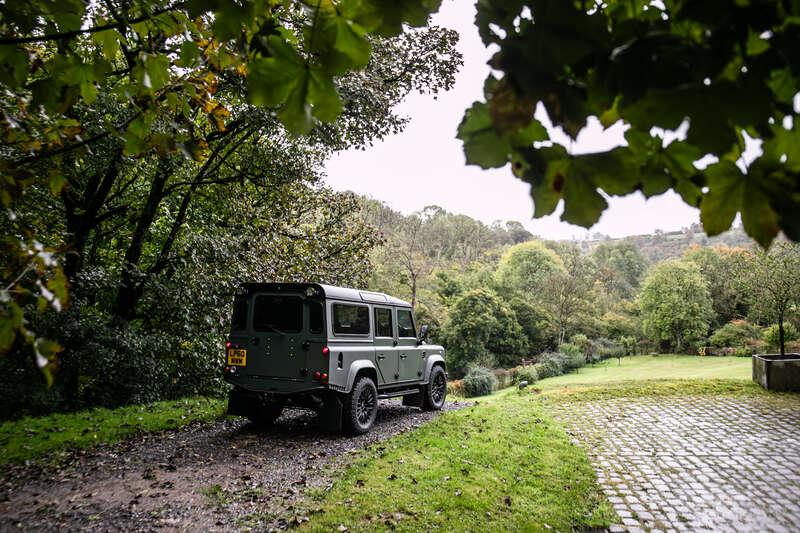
<box><xmin>779</xmin><ymin>313</ymin><xmax>785</xmax><ymax>356</ymax></box>
<box><xmin>112</xmin><ymin>158</ymin><xmax>172</xmax><ymax>321</ymax></box>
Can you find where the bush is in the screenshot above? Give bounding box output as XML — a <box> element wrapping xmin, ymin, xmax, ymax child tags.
<box><xmin>511</xmin><ymin>365</ymin><xmax>539</xmax><ymax>384</ymax></box>
<box><xmin>463</xmin><ymin>366</ymin><xmax>498</xmax><ymax>397</ymax></box>
<box><xmin>447</xmin><ymin>379</ymin><xmax>465</xmax><ymax>397</ymax></box>
<box><xmin>535</xmin><ymin>352</ymin><xmax>565</xmax><ymax>378</ymax></box>
<box><xmin>493</xmin><ymin>368</ymin><xmax>513</xmax><ymax>390</ymax></box>
<box><xmin>710</xmin><ymin>320</ymin><xmax>763</xmax><ymax>348</ymax></box>
<box><xmin>763</xmin><ymin>323</ymin><xmax>799</xmax><ymax>351</ymax></box>
<box><xmin>559</xmin><ymin>343</ymin><xmax>585</xmax><ymax>370</ymax></box>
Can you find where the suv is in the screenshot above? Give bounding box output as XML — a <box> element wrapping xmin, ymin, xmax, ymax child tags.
<box><xmin>223</xmin><ymin>283</ymin><xmax>447</xmax><ymax>433</ymax></box>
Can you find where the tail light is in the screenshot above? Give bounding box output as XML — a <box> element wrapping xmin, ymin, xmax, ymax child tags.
<box><xmin>321</xmin><ymin>373</ymin><xmax>328</xmax><ymax>382</ymax></box>
<box><xmin>225</xmin><ymin>341</ymin><xmax>231</xmax><ymax>349</ymax></box>
<box><xmin>313</xmin><ymin>371</ymin><xmax>321</xmax><ymax>380</ymax></box>
<box><xmin>322</xmin><ymin>346</ymin><xmax>330</xmax><ymax>358</ymax></box>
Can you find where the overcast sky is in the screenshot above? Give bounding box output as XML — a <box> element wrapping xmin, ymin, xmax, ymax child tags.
<box><xmin>323</xmin><ymin>0</ymin><xmax>702</xmax><ymax>240</ymax></box>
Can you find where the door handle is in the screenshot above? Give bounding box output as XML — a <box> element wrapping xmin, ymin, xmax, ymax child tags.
<box><xmin>301</xmin><ymin>341</ymin><xmax>310</xmax><ymax>350</ymax></box>
<box><xmin>377</xmin><ymin>355</ymin><xmax>386</xmax><ymax>360</ymax></box>
<box><xmin>400</xmin><ymin>354</ymin><xmax>407</xmax><ymax>359</ymax></box>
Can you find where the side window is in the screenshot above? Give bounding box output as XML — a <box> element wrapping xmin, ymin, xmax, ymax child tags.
<box><xmin>309</xmin><ymin>301</ymin><xmax>323</xmax><ymax>334</ymax></box>
<box><xmin>374</xmin><ymin>307</ymin><xmax>393</xmax><ymax>337</ymax></box>
<box><xmin>332</xmin><ymin>303</ymin><xmax>370</xmax><ymax>335</ymax></box>
<box><xmin>397</xmin><ymin>309</ymin><xmax>416</xmax><ymax>338</ymax></box>
<box><xmin>231</xmin><ymin>297</ymin><xmax>248</xmax><ymax>331</ymax></box>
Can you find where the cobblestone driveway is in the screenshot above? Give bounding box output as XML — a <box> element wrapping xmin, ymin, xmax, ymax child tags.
<box><xmin>552</xmin><ymin>394</ymin><xmax>800</xmax><ymax>533</ymax></box>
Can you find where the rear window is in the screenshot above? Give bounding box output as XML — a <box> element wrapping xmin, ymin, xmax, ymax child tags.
<box><xmin>231</xmin><ymin>297</ymin><xmax>248</xmax><ymax>331</ymax></box>
<box><xmin>333</xmin><ymin>303</ymin><xmax>370</xmax><ymax>335</ymax></box>
<box><xmin>397</xmin><ymin>309</ymin><xmax>416</xmax><ymax>338</ymax></box>
<box><xmin>374</xmin><ymin>307</ymin><xmax>393</xmax><ymax>337</ymax></box>
<box><xmin>253</xmin><ymin>295</ymin><xmax>303</xmax><ymax>333</ymax></box>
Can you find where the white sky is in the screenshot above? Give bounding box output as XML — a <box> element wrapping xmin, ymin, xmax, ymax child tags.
<box><xmin>323</xmin><ymin>0</ymin><xmax>702</xmax><ymax>240</ymax></box>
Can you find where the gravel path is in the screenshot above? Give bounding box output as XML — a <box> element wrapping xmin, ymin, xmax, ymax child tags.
<box><xmin>0</xmin><ymin>399</ymin><xmax>467</xmax><ymax>532</ymax></box>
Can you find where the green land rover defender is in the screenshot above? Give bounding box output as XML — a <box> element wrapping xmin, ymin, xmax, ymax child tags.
<box><xmin>223</xmin><ymin>283</ymin><xmax>447</xmax><ymax>434</ymax></box>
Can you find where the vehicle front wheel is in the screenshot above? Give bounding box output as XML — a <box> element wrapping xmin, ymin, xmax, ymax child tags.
<box><xmin>343</xmin><ymin>376</ymin><xmax>378</xmax><ymax>434</ymax></box>
<box><xmin>422</xmin><ymin>365</ymin><xmax>447</xmax><ymax>411</ymax></box>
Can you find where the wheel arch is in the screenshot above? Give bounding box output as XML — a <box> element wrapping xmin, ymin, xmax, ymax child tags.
<box><xmin>345</xmin><ymin>360</ymin><xmax>378</xmax><ymax>392</ymax></box>
<box><xmin>423</xmin><ymin>354</ymin><xmax>446</xmax><ymax>383</ymax></box>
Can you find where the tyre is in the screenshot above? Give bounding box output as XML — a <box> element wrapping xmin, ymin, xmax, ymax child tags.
<box><xmin>248</xmin><ymin>395</ymin><xmax>285</xmax><ymax>426</ymax></box>
<box><xmin>342</xmin><ymin>376</ymin><xmax>378</xmax><ymax>434</ymax></box>
<box><xmin>422</xmin><ymin>365</ymin><xmax>447</xmax><ymax>411</ymax></box>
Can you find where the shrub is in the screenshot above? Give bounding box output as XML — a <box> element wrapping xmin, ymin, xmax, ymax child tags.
<box><xmin>559</xmin><ymin>343</ymin><xmax>585</xmax><ymax>370</ymax></box>
<box><xmin>463</xmin><ymin>366</ymin><xmax>498</xmax><ymax>397</ymax></box>
<box><xmin>492</xmin><ymin>368</ymin><xmax>513</xmax><ymax>390</ymax></box>
<box><xmin>710</xmin><ymin>320</ymin><xmax>763</xmax><ymax>348</ymax></box>
<box><xmin>763</xmin><ymin>323</ymin><xmax>799</xmax><ymax>351</ymax></box>
<box><xmin>535</xmin><ymin>352</ymin><xmax>565</xmax><ymax>378</ymax></box>
<box><xmin>511</xmin><ymin>365</ymin><xmax>539</xmax><ymax>384</ymax></box>
<box><xmin>447</xmin><ymin>379</ymin><xmax>465</xmax><ymax>397</ymax></box>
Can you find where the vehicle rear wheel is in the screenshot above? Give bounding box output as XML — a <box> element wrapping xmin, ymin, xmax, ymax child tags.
<box><xmin>248</xmin><ymin>396</ymin><xmax>285</xmax><ymax>426</ymax></box>
<box><xmin>343</xmin><ymin>376</ymin><xmax>378</xmax><ymax>434</ymax></box>
<box><xmin>422</xmin><ymin>365</ymin><xmax>447</xmax><ymax>411</ymax></box>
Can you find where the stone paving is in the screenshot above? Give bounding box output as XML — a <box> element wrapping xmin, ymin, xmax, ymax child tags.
<box><xmin>551</xmin><ymin>395</ymin><xmax>800</xmax><ymax>533</ymax></box>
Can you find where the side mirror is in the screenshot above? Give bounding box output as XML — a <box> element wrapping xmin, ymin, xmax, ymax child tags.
<box><xmin>417</xmin><ymin>324</ymin><xmax>429</xmax><ymax>345</ymax></box>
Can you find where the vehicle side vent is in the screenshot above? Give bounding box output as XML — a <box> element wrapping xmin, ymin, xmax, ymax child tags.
<box><xmin>337</xmin><ymin>352</ymin><xmax>343</xmax><ymax>369</ymax></box>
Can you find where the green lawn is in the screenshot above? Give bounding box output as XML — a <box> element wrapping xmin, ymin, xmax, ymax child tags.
<box><xmin>0</xmin><ymin>396</ymin><xmax>226</xmax><ymax>464</ymax></box>
<box><xmin>538</xmin><ymin>354</ymin><xmax>750</xmax><ymax>389</ymax></box>
<box><xmin>301</xmin><ymin>388</ymin><xmax>614</xmax><ymax>532</ymax></box>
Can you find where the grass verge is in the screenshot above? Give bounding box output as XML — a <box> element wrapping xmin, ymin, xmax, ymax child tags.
<box><xmin>301</xmin><ymin>391</ymin><xmax>615</xmax><ymax>532</ymax></box>
<box><xmin>537</xmin><ymin>355</ymin><xmax>750</xmax><ymax>389</ymax></box>
<box><xmin>533</xmin><ymin>378</ymin><xmax>783</xmax><ymax>404</ymax></box>
<box><xmin>0</xmin><ymin>396</ymin><xmax>226</xmax><ymax>464</ymax></box>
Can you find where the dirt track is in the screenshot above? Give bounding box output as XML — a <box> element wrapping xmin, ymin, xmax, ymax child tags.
<box><xmin>0</xmin><ymin>400</ymin><xmax>466</xmax><ymax>532</ymax></box>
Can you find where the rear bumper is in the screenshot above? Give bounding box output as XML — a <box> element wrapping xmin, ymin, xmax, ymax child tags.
<box><xmin>224</xmin><ymin>373</ymin><xmax>327</xmax><ymax>394</ymax></box>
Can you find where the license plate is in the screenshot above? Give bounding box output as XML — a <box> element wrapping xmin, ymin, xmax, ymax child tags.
<box><xmin>227</xmin><ymin>348</ymin><xmax>247</xmax><ymax>366</ymax></box>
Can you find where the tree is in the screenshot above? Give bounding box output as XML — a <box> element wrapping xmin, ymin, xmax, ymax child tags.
<box><xmin>638</xmin><ymin>261</ymin><xmax>713</xmax><ymax>352</ymax></box>
<box><xmin>541</xmin><ymin>244</ymin><xmax>596</xmax><ymax>346</ymax></box>
<box><xmin>495</xmin><ymin>240</ymin><xmax>562</xmax><ymax>295</ymax></box>
<box><xmin>683</xmin><ymin>245</ymin><xmax>752</xmax><ymax>327</ymax></box>
<box><xmin>591</xmin><ymin>241</ymin><xmax>648</xmax><ymax>299</ymax></box>
<box><xmin>745</xmin><ymin>243</ymin><xmax>800</xmax><ymax>355</ymax></box>
<box><xmin>0</xmin><ymin>0</ymin><xmax>460</xmax><ymax>375</ymax></box>
<box><xmin>457</xmin><ymin>0</ymin><xmax>800</xmax><ymax>247</ymax></box>
<box><xmin>441</xmin><ymin>289</ymin><xmax>529</xmax><ymax>376</ymax></box>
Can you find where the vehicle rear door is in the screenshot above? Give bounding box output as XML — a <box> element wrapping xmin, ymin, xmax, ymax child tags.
<box><xmin>247</xmin><ymin>293</ymin><xmax>307</xmax><ymax>380</ymax></box>
<box><xmin>396</xmin><ymin>307</ymin><xmax>423</xmax><ymax>382</ymax></box>
<box><xmin>373</xmin><ymin>306</ymin><xmax>399</xmax><ymax>385</ymax></box>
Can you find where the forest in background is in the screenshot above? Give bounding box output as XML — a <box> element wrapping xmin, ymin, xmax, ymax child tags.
<box><xmin>360</xmin><ymin>198</ymin><xmax>800</xmax><ymax>389</ymax></box>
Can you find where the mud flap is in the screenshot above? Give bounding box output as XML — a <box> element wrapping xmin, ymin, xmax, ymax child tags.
<box><xmin>402</xmin><ymin>390</ymin><xmax>424</xmax><ymax>408</ymax></box>
<box><xmin>318</xmin><ymin>393</ymin><xmax>343</xmax><ymax>432</ymax></box>
<box><xmin>227</xmin><ymin>388</ymin><xmax>254</xmax><ymax>417</ymax></box>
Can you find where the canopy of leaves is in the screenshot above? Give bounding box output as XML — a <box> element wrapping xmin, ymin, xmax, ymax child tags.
<box><xmin>459</xmin><ymin>0</ymin><xmax>800</xmax><ymax>248</ymax></box>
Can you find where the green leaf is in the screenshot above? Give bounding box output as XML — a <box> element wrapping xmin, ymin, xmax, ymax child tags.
<box><xmin>308</xmin><ymin>69</ymin><xmax>343</xmax><ymax>122</ymax></box>
<box><xmin>562</xmin><ymin>173</ymin><xmax>608</xmax><ymax>228</ymax></box>
<box><xmin>178</xmin><ymin>41</ymin><xmax>201</xmax><ymax>68</ymax></box>
<box><xmin>247</xmin><ymin>37</ymin><xmax>305</xmax><ymax>107</ymax></box>
<box><xmin>0</xmin><ymin>45</ymin><xmax>29</xmax><ymax>87</ymax></box>
<box><xmin>746</xmin><ymin>29</ymin><xmax>770</xmax><ymax>56</ymax></box>
<box><xmin>213</xmin><ymin>2</ymin><xmax>253</xmax><ymax>41</ymax></box>
<box><xmin>457</xmin><ymin>102</ymin><xmax>509</xmax><ymax>168</ymax></box>
<box><xmin>0</xmin><ymin>317</ymin><xmax>14</xmax><ymax>354</ymax></box>
<box><xmin>278</xmin><ymin>69</ymin><xmax>313</xmax><ymax>135</ymax></box>
<box><xmin>49</xmin><ymin>173</ymin><xmax>67</xmax><ymax>195</ymax></box>
<box><xmin>699</xmin><ymin>160</ymin><xmax>742</xmax><ymax>235</ymax></box>
<box><xmin>699</xmin><ymin>160</ymin><xmax>781</xmax><ymax>246</ymax></box>
<box><xmin>341</xmin><ymin>0</ymin><xmax>442</xmax><ymax>37</ymax></box>
<box><xmin>767</xmin><ymin>68</ymin><xmax>797</xmax><ymax>104</ymax></box>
